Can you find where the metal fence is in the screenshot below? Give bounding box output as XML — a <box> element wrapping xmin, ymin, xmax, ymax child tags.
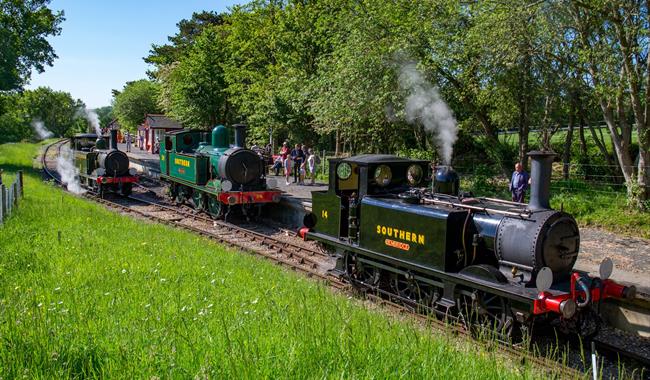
<box><xmin>0</xmin><ymin>171</ymin><xmax>24</xmax><ymax>225</ymax></box>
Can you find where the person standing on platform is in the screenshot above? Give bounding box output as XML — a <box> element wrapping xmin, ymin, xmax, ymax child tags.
<box><xmin>280</xmin><ymin>142</ymin><xmax>291</xmax><ymax>185</ymax></box>
<box><xmin>125</xmin><ymin>132</ymin><xmax>132</xmax><ymax>152</ymax></box>
<box><xmin>290</xmin><ymin>144</ymin><xmax>305</xmax><ymax>184</ymax></box>
<box><xmin>139</xmin><ymin>134</ymin><xmax>144</xmax><ymax>150</ymax></box>
<box><xmin>509</xmin><ymin>162</ymin><xmax>530</xmax><ymax>203</ymax></box>
<box><xmin>307</xmin><ymin>148</ymin><xmax>319</xmax><ymax>185</ymax></box>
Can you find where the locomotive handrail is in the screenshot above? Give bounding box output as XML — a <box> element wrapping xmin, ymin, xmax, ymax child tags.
<box><xmin>422</xmin><ymin>198</ymin><xmax>533</xmax><ymax>219</ymax></box>
<box><xmin>480</xmin><ymin>197</ymin><xmax>529</xmax><ymax>207</ymax></box>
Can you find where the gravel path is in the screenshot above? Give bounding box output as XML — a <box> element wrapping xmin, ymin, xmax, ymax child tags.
<box><xmin>578</xmin><ymin>227</ymin><xmax>650</xmax><ymax>275</ymax></box>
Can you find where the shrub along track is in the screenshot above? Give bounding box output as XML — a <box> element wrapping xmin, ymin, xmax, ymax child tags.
<box><xmin>41</xmin><ymin>140</ymin><xmax>647</xmax><ymax>378</ymax></box>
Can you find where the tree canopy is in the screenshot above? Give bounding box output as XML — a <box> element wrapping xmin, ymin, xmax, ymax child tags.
<box><xmin>112</xmin><ymin>79</ymin><xmax>162</xmax><ymax>131</ymax></box>
<box><xmin>0</xmin><ymin>0</ymin><xmax>64</xmax><ymax>91</ymax></box>
<box><xmin>0</xmin><ymin>87</ymin><xmax>86</xmax><ymax>143</ymax></box>
<box><xmin>135</xmin><ymin>0</ymin><xmax>650</xmax><ymax>206</ymax></box>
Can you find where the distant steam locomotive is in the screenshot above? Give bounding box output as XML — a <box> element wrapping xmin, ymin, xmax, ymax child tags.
<box><xmin>70</xmin><ymin>129</ymin><xmax>138</xmax><ymax>196</ymax></box>
<box><xmin>300</xmin><ymin>152</ymin><xmax>635</xmax><ymax>337</ymax></box>
<box><xmin>159</xmin><ymin>124</ymin><xmax>281</xmax><ymax>219</ymax></box>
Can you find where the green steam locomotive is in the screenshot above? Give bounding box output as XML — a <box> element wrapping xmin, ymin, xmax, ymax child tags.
<box><xmin>160</xmin><ymin>124</ymin><xmax>281</xmax><ymax>219</ymax></box>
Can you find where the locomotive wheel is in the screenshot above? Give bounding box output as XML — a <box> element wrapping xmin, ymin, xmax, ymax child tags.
<box><xmin>167</xmin><ymin>184</ymin><xmax>178</xmax><ymax>201</ymax></box>
<box><xmin>207</xmin><ymin>197</ymin><xmax>223</xmax><ymax>219</ymax></box>
<box><xmin>351</xmin><ymin>261</ymin><xmax>381</xmax><ymax>287</ymax></box>
<box><xmin>119</xmin><ymin>183</ymin><xmax>132</xmax><ymax>196</ymax></box>
<box><xmin>175</xmin><ymin>186</ymin><xmax>190</xmax><ymax>205</ymax></box>
<box><xmin>390</xmin><ymin>272</ymin><xmax>420</xmax><ymax>301</ymax></box>
<box><xmin>460</xmin><ymin>291</ymin><xmax>512</xmax><ymax>339</ymax></box>
<box><xmin>192</xmin><ymin>191</ymin><xmax>206</xmax><ymax>211</ymax></box>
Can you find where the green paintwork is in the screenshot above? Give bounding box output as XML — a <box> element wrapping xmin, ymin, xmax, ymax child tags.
<box><xmin>168</xmin><ymin>152</ymin><xmax>209</xmax><ymax>185</ymax></box>
<box><xmin>160</xmin><ymin>149</ymin><xmax>168</xmax><ymax>174</ymax></box>
<box><xmin>159</xmin><ymin>174</ymin><xmax>222</xmax><ymax>196</ymax></box>
<box><xmin>358</xmin><ymin>199</ymin><xmax>468</xmax><ymax>272</ymax></box>
<box><xmin>312</xmin><ymin>191</ymin><xmax>343</xmax><ymax>237</ymax></box>
<box><xmin>161</xmin><ymin>126</ymin><xmax>236</xmax><ymax>198</ymax></box>
<box><xmin>74</xmin><ymin>151</ymin><xmax>97</xmax><ymax>176</ymax></box>
<box><xmin>211</xmin><ymin>125</ymin><xmax>228</xmax><ymax>148</ymax></box>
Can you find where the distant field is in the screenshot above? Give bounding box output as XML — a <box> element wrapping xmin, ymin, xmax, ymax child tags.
<box><xmin>0</xmin><ymin>142</ymin><xmax>545</xmax><ymax>378</ymax></box>
<box><xmin>498</xmin><ymin>127</ymin><xmax>640</xmax><ymax>149</ymax></box>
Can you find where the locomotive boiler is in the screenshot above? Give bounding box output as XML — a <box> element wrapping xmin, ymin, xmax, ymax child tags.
<box><xmin>160</xmin><ymin>124</ymin><xmax>281</xmax><ymax>219</ymax></box>
<box><xmin>70</xmin><ymin>129</ymin><xmax>138</xmax><ymax>196</ymax></box>
<box><xmin>300</xmin><ymin>152</ymin><xmax>635</xmax><ymax>337</ymax></box>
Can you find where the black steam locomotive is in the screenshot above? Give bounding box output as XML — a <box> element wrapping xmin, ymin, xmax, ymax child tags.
<box><xmin>300</xmin><ymin>152</ymin><xmax>635</xmax><ymax>337</ymax></box>
<box><xmin>70</xmin><ymin>129</ymin><xmax>138</xmax><ymax>196</ymax></box>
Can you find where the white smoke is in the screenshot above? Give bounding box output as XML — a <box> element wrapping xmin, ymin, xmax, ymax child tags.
<box><xmin>83</xmin><ymin>108</ymin><xmax>102</xmax><ymax>135</ymax></box>
<box><xmin>32</xmin><ymin>120</ymin><xmax>53</xmax><ymax>140</ymax></box>
<box><xmin>398</xmin><ymin>62</ymin><xmax>458</xmax><ymax>165</ymax></box>
<box><xmin>56</xmin><ymin>145</ymin><xmax>85</xmax><ymax>194</ymax></box>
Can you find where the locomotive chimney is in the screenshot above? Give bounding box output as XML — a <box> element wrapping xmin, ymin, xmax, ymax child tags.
<box><xmin>527</xmin><ymin>150</ymin><xmax>556</xmax><ymax>210</ymax></box>
<box><xmin>110</xmin><ymin>129</ymin><xmax>118</xmax><ymax>150</ymax></box>
<box><xmin>233</xmin><ymin>123</ymin><xmax>247</xmax><ymax>148</ymax></box>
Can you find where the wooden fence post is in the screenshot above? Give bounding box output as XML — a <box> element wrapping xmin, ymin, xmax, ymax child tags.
<box><xmin>13</xmin><ymin>182</ymin><xmax>18</xmax><ymax>209</ymax></box>
<box><xmin>18</xmin><ymin>170</ymin><xmax>24</xmax><ymax>197</ymax></box>
<box><xmin>0</xmin><ymin>184</ymin><xmax>5</xmax><ymax>224</ymax></box>
<box><xmin>7</xmin><ymin>182</ymin><xmax>12</xmax><ymax>215</ymax></box>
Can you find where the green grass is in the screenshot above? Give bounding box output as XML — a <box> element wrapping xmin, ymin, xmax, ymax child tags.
<box><xmin>0</xmin><ymin>142</ymin><xmax>548</xmax><ymax>378</ymax></box>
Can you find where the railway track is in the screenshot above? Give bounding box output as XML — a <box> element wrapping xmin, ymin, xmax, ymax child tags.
<box><xmin>41</xmin><ymin>140</ymin><xmax>648</xmax><ymax>378</ymax></box>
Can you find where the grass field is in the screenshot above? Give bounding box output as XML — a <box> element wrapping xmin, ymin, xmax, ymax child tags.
<box><xmin>0</xmin><ymin>142</ymin><xmax>549</xmax><ymax>378</ymax></box>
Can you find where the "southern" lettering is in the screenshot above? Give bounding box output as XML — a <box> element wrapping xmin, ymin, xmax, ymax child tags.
<box><xmin>376</xmin><ymin>224</ymin><xmax>424</xmax><ymax>245</ymax></box>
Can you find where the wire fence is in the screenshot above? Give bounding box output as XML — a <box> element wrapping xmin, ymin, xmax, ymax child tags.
<box><xmin>314</xmin><ymin>152</ymin><xmax>648</xmax><ymax>195</ymax></box>
<box><xmin>0</xmin><ymin>171</ymin><xmax>24</xmax><ymax>225</ymax></box>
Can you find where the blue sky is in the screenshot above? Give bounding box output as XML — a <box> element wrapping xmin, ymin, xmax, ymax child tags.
<box><xmin>27</xmin><ymin>0</ymin><xmax>243</xmax><ymax>109</ymax></box>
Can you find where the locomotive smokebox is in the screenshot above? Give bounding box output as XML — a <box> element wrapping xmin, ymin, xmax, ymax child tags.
<box><xmin>433</xmin><ymin>166</ymin><xmax>459</xmax><ymax>196</ymax></box>
<box><xmin>110</xmin><ymin>129</ymin><xmax>118</xmax><ymax>150</ymax></box>
<box><xmin>233</xmin><ymin>123</ymin><xmax>247</xmax><ymax>148</ymax></box>
<box><xmin>528</xmin><ymin>150</ymin><xmax>555</xmax><ymax>210</ymax></box>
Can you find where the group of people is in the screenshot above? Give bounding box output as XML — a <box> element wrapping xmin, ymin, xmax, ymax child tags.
<box><xmin>273</xmin><ymin>142</ymin><xmax>320</xmax><ymax>185</ymax></box>
<box><xmin>99</xmin><ymin>129</ymin><xmax>147</xmax><ymax>153</ymax></box>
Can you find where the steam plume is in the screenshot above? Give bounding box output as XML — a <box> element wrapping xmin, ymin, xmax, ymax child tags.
<box><xmin>398</xmin><ymin>62</ymin><xmax>458</xmax><ymax>165</ymax></box>
<box><xmin>56</xmin><ymin>145</ymin><xmax>85</xmax><ymax>194</ymax></box>
<box><xmin>32</xmin><ymin>120</ymin><xmax>53</xmax><ymax>140</ymax></box>
<box><xmin>83</xmin><ymin>108</ymin><xmax>102</xmax><ymax>135</ymax></box>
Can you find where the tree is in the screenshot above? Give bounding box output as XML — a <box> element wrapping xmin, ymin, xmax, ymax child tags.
<box><xmin>94</xmin><ymin>106</ymin><xmax>113</xmax><ymax>129</ymax></box>
<box><xmin>158</xmin><ymin>26</ymin><xmax>230</xmax><ymax>128</ymax></box>
<box><xmin>144</xmin><ymin>11</ymin><xmax>224</xmax><ymax>70</ymax></box>
<box><xmin>0</xmin><ymin>93</ymin><xmax>30</xmax><ymax>143</ymax></box>
<box><xmin>0</xmin><ymin>87</ymin><xmax>85</xmax><ymax>142</ymax></box>
<box><xmin>20</xmin><ymin>86</ymin><xmax>85</xmax><ymax>136</ymax></box>
<box><xmin>112</xmin><ymin>79</ymin><xmax>162</xmax><ymax>131</ymax></box>
<box><xmin>0</xmin><ymin>0</ymin><xmax>64</xmax><ymax>91</ymax></box>
<box><xmin>566</xmin><ymin>0</ymin><xmax>650</xmax><ymax>206</ymax></box>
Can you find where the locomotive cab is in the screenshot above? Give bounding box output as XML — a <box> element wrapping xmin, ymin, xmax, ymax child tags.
<box><xmin>307</xmin><ymin>155</ymin><xmax>430</xmax><ymax>239</ymax></box>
